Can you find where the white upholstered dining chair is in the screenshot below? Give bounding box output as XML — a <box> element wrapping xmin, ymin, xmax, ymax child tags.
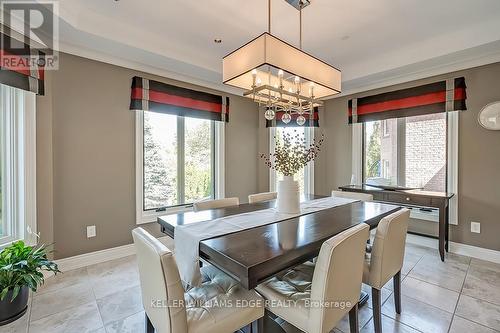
<box><xmin>132</xmin><ymin>228</ymin><xmax>264</xmax><ymax>333</ymax></box>
<box><xmin>331</xmin><ymin>190</ymin><xmax>373</xmax><ymax>202</ymax></box>
<box><xmin>192</xmin><ymin>197</ymin><xmax>239</xmax><ymax>212</ymax></box>
<box><xmin>363</xmin><ymin>208</ymin><xmax>410</xmax><ymax>333</ymax></box>
<box><xmin>248</xmin><ymin>191</ymin><xmax>278</xmax><ymax>204</ymax></box>
<box><xmin>256</xmin><ymin>223</ymin><xmax>370</xmax><ymax>333</ymax></box>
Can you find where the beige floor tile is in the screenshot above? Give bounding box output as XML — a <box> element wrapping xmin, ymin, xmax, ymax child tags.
<box><xmin>455</xmin><ymin>295</ymin><xmax>500</xmax><ymax>330</ymax></box>
<box><xmin>104</xmin><ymin>311</ymin><xmax>145</xmax><ymax>333</ymax></box>
<box><xmin>470</xmin><ymin>258</ymin><xmax>500</xmax><ymax>273</ymax></box>
<box><xmin>449</xmin><ymin>315</ymin><xmax>498</xmax><ymax>333</ymax></box>
<box><xmin>335</xmin><ymin>304</ymin><xmax>373</xmax><ymax>333</ymax></box>
<box><xmin>87</xmin><ymin>256</ymin><xmax>140</xmax><ymax>299</ymax></box>
<box><xmin>462</xmin><ymin>264</ymin><xmax>500</xmax><ymax>306</ymax></box>
<box><xmin>29</xmin><ymin>301</ymin><xmax>104</xmax><ymax>333</ymax></box>
<box><xmin>402</xmin><ymin>276</ymin><xmax>460</xmax><ymax>313</ymax></box>
<box><xmin>408</xmin><ymin>255</ymin><xmax>468</xmax><ymax>291</ymax></box>
<box><xmin>31</xmin><ymin>283</ymin><xmax>95</xmax><ymax>321</ymax></box>
<box><xmin>361</xmin><ymin>314</ymin><xmax>420</xmax><ymax>333</ymax></box>
<box><xmin>382</xmin><ymin>295</ymin><xmax>453</xmax><ymax>333</ymax></box>
<box><xmin>37</xmin><ymin>267</ymin><xmax>90</xmax><ymax>295</ymax></box>
<box><xmin>96</xmin><ymin>285</ymin><xmax>143</xmax><ymax>325</ymax></box>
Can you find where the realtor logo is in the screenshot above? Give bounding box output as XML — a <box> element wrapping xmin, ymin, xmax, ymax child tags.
<box><xmin>1</xmin><ymin>0</ymin><xmax>59</xmax><ymax>70</ymax></box>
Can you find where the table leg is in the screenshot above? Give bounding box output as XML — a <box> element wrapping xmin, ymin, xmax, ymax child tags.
<box><xmin>438</xmin><ymin>203</ymin><xmax>445</xmax><ymax>262</ymax></box>
<box><xmin>445</xmin><ymin>203</ymin><xmax>449</xmax><ymax>252</ymax></box>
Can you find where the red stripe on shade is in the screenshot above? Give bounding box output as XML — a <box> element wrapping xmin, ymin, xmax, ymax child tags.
<box><xmin>148</xmin><ymin>90</ymin><xmax>222</xmax><ymax>113</ymax></box>
<box><xmin>349</xmin><ymin>88</ymin><xmax>466</xmax><ymax>116</ymax></box>
<box><xmin>131</xmin><ymin>87</ymin><xmax>143</xmax><ymax>99</ymax></box>
<box><xmin>0</xmin><ymin>49</ymin><xmax>31</xmax><ymax>75</ymax></box>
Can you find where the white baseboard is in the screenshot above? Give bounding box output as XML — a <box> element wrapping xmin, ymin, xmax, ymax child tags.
<box><xmin>54</xmin><ymin>236</ymin><xmax>172</xmax><ymax>273</ymax></box>
<box><xmin>406</xmin><ymin>234</ymin><xmax>500</xmax><ymax>264</ymax></box>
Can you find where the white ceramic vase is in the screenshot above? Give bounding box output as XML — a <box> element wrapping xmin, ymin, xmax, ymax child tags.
<box><xmin>277</xmin><ymin>175</ymin><xmax>300</xmax><ymax>214</ymax></box>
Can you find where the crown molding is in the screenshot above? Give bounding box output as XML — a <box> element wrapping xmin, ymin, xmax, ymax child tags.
<box><xmin>57</xmin><ymin>40</ymin><xmax>242</xmax><ymax>97</ymax></box>
<box><xmin>331</xmin><ymin>40</ymin><xmax>500</xmax><ymax>98</ymax></box>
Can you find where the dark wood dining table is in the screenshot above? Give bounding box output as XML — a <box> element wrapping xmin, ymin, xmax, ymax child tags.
<box><xmin>158</xmin><ymin>195</ymin><xmax>401</xmax><ymax>290</ymax></box>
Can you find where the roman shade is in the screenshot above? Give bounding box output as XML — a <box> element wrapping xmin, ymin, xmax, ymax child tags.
<box><xmin>0</xmin><ymin>32</ymin><xmax>45</xmax><ymax>95</ymax></box>
<box><xmin>266</xmin><ymin>107</ymin><xmax>320</xmax><ymax>127</ymax></box>
<box><xmin>130</xmin><ymin>76</ymin><xmax>229</xmax><ymax>122</ymax></box>
<box><xmin>348</xmin><ymin>77</ymin><xmax>466</xmax><ymax>124</ymax></box>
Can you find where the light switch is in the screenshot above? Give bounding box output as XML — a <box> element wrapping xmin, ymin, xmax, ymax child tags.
<box><xmin>470</xmin><ymin>222</ymin><xmax>481</xmax><ymax>234</ymax></box>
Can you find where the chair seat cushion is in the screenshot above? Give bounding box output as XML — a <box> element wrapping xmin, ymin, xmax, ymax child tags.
<box><xmin>255</xmin><ymin>262</ymin><xmax>315</xmax><ymax>332</ymax></box>
<box><xmin>185</xmin><ymin>265</ymin><xmax>263</xmax><ymax>333</ymax></box>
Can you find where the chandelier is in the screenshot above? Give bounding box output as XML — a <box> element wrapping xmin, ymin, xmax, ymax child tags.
<box><xmin>223</xmin><ymin>0</ymin><xmax>341</xmax><ymax>125</ymax></box>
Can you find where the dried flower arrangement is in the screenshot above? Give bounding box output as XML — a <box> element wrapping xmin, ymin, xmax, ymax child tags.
<box><xmin>261</xmin><ymin>131</ymin><xmax>324</xmax><ymax>177</ymax></box>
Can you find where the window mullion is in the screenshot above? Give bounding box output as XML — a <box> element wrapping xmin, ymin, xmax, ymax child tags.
<box><xmin>397</xmin><ymin>118</ymin><xmax>406</xmax><ymax>187</ymax></box>
<box><xmin>177</xmin><ymin>117</ymin><xmax>185</xmax><ymax>205</ymax></box>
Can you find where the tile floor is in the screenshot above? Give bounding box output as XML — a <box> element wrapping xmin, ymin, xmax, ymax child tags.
<box><xmin>1</xmin><ymin>242</ymin><xmax>499</xmax><ymax>333</ymax></box>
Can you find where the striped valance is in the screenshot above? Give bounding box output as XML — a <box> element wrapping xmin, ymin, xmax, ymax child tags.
<box><xmin>348</xmin><ymin>77</ymin><xmax>467</xmax><ymax>124</ymax></box>
<box><xmin>0</xmin><ymin>32</ymin><xmax>45</xmax><ymax>95</ymax></box>
<box><xmin>266</xmin><ymin>107</ymin><xmax>320</xmax><ymax>127</ymax></box>
<box><xmin>130</xmin><ymin>76</ymin><xmax>229</xmax><ymax>122</ymax></box>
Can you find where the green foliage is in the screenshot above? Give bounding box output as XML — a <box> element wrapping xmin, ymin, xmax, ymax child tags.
<box><xmin>261</xmin><ymin>130</ymin><xmax>324</xmax><ymax>177</ymax></box>
<box><xmin>366</xmin><ymin>122</ymin><xmax>381</xmax><ymax>178</ymax></box>
<box><xmin>0</xmin><ymin>241</ymin><xmax>60</xmax><ymax>302</ymax></box>
<box><xmin>185</xmin><ymin>120</ymin><xmax>212</xmax><ymax>202</ymax></box>
<box><xmin>143</xmin><ymin>113</ymin><xmax>177</xmax><ymax>208</ymax></box>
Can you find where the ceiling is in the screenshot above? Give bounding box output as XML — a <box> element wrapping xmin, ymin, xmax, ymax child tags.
<box><xmin>53</xmin><ymin>0</ymin><xmax>500</xmax><ymax>96</ymax></box>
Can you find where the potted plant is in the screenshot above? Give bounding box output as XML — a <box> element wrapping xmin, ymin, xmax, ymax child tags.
<box><xmin>0</xmin><ymin>240</ymin><xmax>60</xmax><ymax>325</ymax></box>
<box><xmin>261</xmin><ymin>131</ymin><xmax>324</xmax><ymax>213</ymax></box>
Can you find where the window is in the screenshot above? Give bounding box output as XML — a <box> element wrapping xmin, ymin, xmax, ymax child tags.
<box><xmin>382</xmin><ymin>119</ymin><xmax>390</xmax><ymax>137</ymax></box>
<box><xmin>270</xmin><ymin>127</ymin><xmax>314</xmax><ymax>196</ymax></box>
<box><xmin>0</xmin><ymin>84</ymin><xmax>37</xmax><ymax>247</ymax></box>
<box><xmin>136</xmin><ymin>111</ymin><xmax>224</xmax><ymax>224</ymax></box>
<box><xmin>363</xmin><ymin>113</ymin><xmax>447</xmax><ymax>192</ymax></box>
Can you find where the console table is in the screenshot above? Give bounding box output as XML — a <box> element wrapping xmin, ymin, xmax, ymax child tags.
<box><xmin>339</xmin><ymin>185</ymin><xmax>454</xmax><ymax>262</ymax></box>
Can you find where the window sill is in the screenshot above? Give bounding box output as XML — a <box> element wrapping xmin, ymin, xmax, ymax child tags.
<box><xmin>137</xmin><ymin>205</ymin><xmax>193</xmax><ymax>225</ymax></box>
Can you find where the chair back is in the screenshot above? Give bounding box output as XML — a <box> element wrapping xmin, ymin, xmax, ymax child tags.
<box><xmin>132</xmin><ymin>228</ymin><xmax>188</xmax><ymax>333</ymax></box>
<box><xmin>308</xmin><ymin>223</ymin><xmax>370</xmax><ymax>333</ymax></box>
<box><xmin>332</xmin><ymin>190</ymin><xmax>373</xmax><ymax>202</ymax></box>
<box><xmin>193</xmin><ymin>197</ymin><xmax>240</xmax><ymax>212</ymax></box>
<box><xmin>367</xmin><ymin>209</ymin><xmax>410</xmax><ymax>288</ymax></box>
<box><xmin>248</xmin><ymin>191</ymin><xmax>277</xmax><ymax>204</ymax></box>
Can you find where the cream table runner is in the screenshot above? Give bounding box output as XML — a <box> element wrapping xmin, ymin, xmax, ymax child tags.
<box><xmin>175</xmin><ymin>196</ymin><xmax>358</xmax><ymax>286</ymax></box>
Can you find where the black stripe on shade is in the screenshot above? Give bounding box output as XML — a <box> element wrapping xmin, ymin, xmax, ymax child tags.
<box><xmin>0</xmin><ymin>69</ymin><xmax>44</xmax><ymax>95</ymax></box>
<box><xmin>267</xmin><ymin>119</ymin><xmax>319</xmax><ymax>127</ymax></box>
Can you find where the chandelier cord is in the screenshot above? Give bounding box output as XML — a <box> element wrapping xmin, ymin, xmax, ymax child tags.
<box><xmin>299</xmin><ymin>8</ymin><xmax>302</xmax><ymax>49</ymax></box>
<box><xmin>268</xmin><ymin>0</ymin><xmax>271</xmax><ymax>33</ymax></box>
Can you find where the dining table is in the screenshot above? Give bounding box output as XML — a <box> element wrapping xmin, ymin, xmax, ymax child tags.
<box><xmin>157</xmin><ymin>194</ymin><xmax>401</xmax><ymax>290</ymax></box>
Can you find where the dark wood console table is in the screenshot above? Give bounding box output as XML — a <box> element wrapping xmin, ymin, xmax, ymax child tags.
<box><xmin>339</xmin><ymin>185</ymin><xmax>454</xmax><ymax>262</ymax></box>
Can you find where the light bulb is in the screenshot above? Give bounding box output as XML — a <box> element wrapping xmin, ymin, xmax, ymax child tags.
<box><xmin>288</xmin><ymin>87</ymin><xmax>293</xmax><ymax>94</ymax></box>
<box><xmin>256</xmin><ymin>77</ymin><xmax>262</xmax><ymax>86</ymax></box>
<box><xmin>294</xmin><ymin>76</ymin><xmax>300</xmax><ymax>84</ymax></box>
<box><xmin>265</xmin><ymin>108</ymin><xmax>275</xmax><ymax>120</ymax></box>
<box><xmin>282</xmin><ymin>113</ymin><xmax>291</xmax><ymax>124</ymax></box>
<box><xmin>251</xmin><ymin>69</ymin><xmax>257</xmax><ymax>77</ymax></box>
<box><xmin>278</xmin><ymin>69</ymin><xmax>284</xmax><ymax>77</ymax></box>
<box><xmin>296</xmin><ymin>115</ymin><xmax>306</xmax><ymax>126</ymax></box>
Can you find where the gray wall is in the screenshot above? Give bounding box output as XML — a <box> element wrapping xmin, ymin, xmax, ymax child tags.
<box><xmin>317</xmin><ymin>62</ymin><xmax>500</xmax><ymax>251</ymax></box>
<box><xmin>37</xmin><ymin>53</ymin><xmax>259</xmax><ymax>259</ymax></box>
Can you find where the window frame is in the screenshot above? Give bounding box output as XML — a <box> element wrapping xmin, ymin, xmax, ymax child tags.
<box><xmin>135</xmin><ymin>111</ymin><xmax>225</xmax><ymax>225</ymax></box>
<box><xmin>353</xmin><ymin>112</ymin><xmax>459</xmax><ymax>225</ymax></box>
<box><xmin>0</xmin><ymin>85</ymin><xmax>37</xmax><ymax>248</ymax></box>
<box><xmin>269</xmin><ymin>126</ymin><xmax>315</xmax><ymax>195</ymax></box>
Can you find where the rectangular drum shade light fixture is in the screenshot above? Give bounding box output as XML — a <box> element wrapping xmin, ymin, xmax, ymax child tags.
<box><xmin>223</xmin><ymin>32</ymin><xmax>341</xmax><ymax>99</ymax></box>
